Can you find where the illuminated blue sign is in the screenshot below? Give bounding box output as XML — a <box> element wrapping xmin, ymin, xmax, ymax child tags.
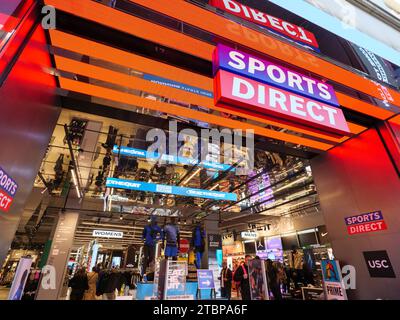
<box><xmin>143</xmin><ymin>74</ymin><xmax>213</xmax><ymax>98</ymax></box>
<box><xmin>113</xmin><ymin>145</ymin><xmax>234</xmax><ymax>172</ymax></box>
<box><xmin>106</xmin><ymin>178</ymin><xmax>237</xmax><ymax>201</ymax></box>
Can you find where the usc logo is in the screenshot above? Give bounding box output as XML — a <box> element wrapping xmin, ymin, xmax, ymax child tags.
<box><xmin>367</xmin><ymin>260</ymin><xmax>390</xmax><ymax>269</ymax></box>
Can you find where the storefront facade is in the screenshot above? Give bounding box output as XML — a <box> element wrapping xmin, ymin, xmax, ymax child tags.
<box><xmin>0</xmin><ymin>0</ymin><xmax>400</xmax><ymax>300</ymax></box>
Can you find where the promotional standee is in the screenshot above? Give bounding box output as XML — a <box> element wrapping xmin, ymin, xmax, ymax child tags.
<box><xmin>8</xmin><ymin>257</ymin><xmax>33</xmax><ymax>300</ymax></box>
<box><xmin>197</xmin><ymin>269</ymin><xmax>216</xmax><ymax>299</ymax></box>
<box><xmin>157</xmin><ymin>260</ymin><xmax>191</xmax><ymax>300</ymax></box>
<box><xmin>321</xmin><ymin>260</ymin><xmax>348</xmax><ymax>300</ymax></box>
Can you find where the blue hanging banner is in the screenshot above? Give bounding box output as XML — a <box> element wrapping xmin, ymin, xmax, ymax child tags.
<box><xmin>113</xmin><ymin>145</ymin><xmax>234</xmax><ymax>172</ymax></box>
<box><xmin>106</xmin><ymin>178</ymin><xmax>237</xmax><ymax>201</ymax></box>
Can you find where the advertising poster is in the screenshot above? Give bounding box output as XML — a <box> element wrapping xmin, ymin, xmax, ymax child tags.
<box><xmin>248</xmin><ymin>259</ymin><xmax>269</xmax><ymax>300</ymax></box>
<box><xmin>8</xmin><ymin>257</ymin><xmax>33</xmax><ymax>300</ymax></box>
<box><xmin>197</xmin><ymin>269</ymin><xmax>215</xmax><ymax>290</ymax></box>
<box><xmin>321</xmin><ymin>260</ymin><xmax>348</xmax><ymax>300</ymax></box>
<box><xmin>164</xmin><ymin>260</ymin><xmax>187</xmax><ymax>298</ymax></box>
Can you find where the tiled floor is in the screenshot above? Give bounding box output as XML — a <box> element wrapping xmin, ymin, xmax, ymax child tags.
<box><xmin>0</xmin><ymin>286</ymin><xmax>10</xmax><ymax>300</ymax></box>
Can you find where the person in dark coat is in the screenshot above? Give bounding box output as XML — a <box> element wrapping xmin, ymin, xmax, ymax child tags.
<box><xmin>266</xmin><ymin>259</ymin><xmax>282</xmax><ymax>300</ymax></box>
<box><xmin>97</xmin><ymin>268</ymin><xmax>121</xmax><ymax>300</ymax></box>
<box><xmin>233</xmin><ymin>255</ymin><xmax>252</xmax><ymax>300</ymax></box>
<box><xmin>68</xmin><ymin>268</ymin><xmax>89</xmax><ymax>301</ymax></box>
<box><xmin>219</xmin><ymin>261</ymin><xmax>233</xmax><ymax>300</ymax></box>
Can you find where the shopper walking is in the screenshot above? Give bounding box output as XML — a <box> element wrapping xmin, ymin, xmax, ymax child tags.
<box><xmin>219</xmin><ymin>261</ymin><xmax>232</xmax><ymax>300</ymax></box>
<box><xmin>68</xmin><ymin>268</ymin><xmax>89</xmax><ymax>301</ymax></box>
<box><xmin>84</xmin><ymin>267</ymin><xmax>99</xmax><ymax>300</ymax></box>
<box><xmin>233</xmin><ymin>255</ymin><xmax>251</xmax><ymax>300</ymax></box>
<box><xmin>266</xmin><ymin>259</ymin><xmax>282</xmax><ymax>300</ymax></box>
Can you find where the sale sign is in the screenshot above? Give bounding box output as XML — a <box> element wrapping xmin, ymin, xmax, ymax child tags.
<box><xmin>0</xmin><ymin>166</ymin><xmax>18</xmax><ymax>212</ymax></box>
<box><xmin>214</xmin><ymin>69</ymin><xmax>350</xmax><ymax>136</ymax></box>
<box><xmin>345</xmin><ymin>211</ymin><xmax>387</xmax><ymax>235</ymax></box>
<box><xmin>210</xmin><ymin>0</ymin><xmax>319</xmax><ymax>49</ymax></box>
<box><xmin>213</xmin><ymin>44</ymin><xmax>338</xmax><ymax>107</ymax></box>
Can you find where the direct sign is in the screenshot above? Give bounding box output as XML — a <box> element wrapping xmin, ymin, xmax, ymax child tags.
<box><xmin>213</xmin><ymin>44</ymin><xmax>338</xmax><ymax>107</ymax></box>
<box><xmin>214</xmin><ymin>69</ymin><xmax>350</xmax><ymax>136</ymax></box>
<box><xmin>92</xmin><ymin>230</ymin><xmax>124</xmax><ymax>238</ymax></box>
<box><xmin>345</xmin><ymin>211</ymin><xmax>387</xmax><ymax>235</ymax></box>
<box><xmin>363</xmin><ymin>251</ymin><xmax>396</xmax><ymax>278</ymax></box>
<box><xmin>197</xmin><ymin>270</ymin><xmax>215</xmax><ymax>290</ymax></box>
<box><xmin>210</xmin><ymin>0</ymin><xmax>319</xmax><ymax>49</ymax></box>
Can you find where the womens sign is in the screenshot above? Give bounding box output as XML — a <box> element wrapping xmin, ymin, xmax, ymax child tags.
<box><xmin>213</xmin><ymin>44</ymin><xmax>350</xmax><ymax>136</ymax></box>
<box><xmin>210</xmin><ymin>0</ymin><xmax>319</xmax><ymax>49</ymax></box>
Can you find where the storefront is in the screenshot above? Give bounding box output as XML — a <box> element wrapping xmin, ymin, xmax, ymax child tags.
<box><xmin>0</xmin><ymin>0</ymin><xmax>400</xmax><ymax>301</ymax></box>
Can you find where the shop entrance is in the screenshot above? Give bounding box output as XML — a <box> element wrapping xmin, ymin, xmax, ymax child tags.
<box><xmin>1</xmin><ymin>0</ymin><xmax>400</xmax><ymax>302</ymax></box>
<box><xmin>0</xmin><ymin>106</ymin><xmax>341</xmax><ymax>301</ymax></box>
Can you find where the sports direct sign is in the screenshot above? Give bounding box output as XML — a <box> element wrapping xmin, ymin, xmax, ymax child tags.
<box><xmin>210</xmin><ymin>0</ymin><xmax>319</xmax><ymax>50</ymax></box>
<box><xmin>213</xmin><ymin>44</ymin><xmax>350</xmax><ymax>136</ymax></box>
<box><xmin>345</xmin><ymin>211</ymin><xmax>387</xmax><ymax>235</ymax></box>
<box><xmin>0</xmin><ymin>166</ymin><xmax>18</xmax><ymax>212</ymax></box>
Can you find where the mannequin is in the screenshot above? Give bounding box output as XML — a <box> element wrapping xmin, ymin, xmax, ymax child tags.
<box><xmin>141</xmin><ymin>216</ymin><xmax>163</xmax><ymax>276</ymax></box>
<box><xmin>191</xmin><ymin>223</ymin><xmax>205</xmax><ymax>269</ymax></box>
<box><xmin>288</xmin><ymin>245</ymin><xmax>304</xmax><ymax>289</ymax></box>
<box><xmin>163</xmin><ymin>217</ymin><xmax>180</xmax><ymax>260</ymax></box>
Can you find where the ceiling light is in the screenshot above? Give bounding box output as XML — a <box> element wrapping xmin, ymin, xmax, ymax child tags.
<box><xmin>209</xmin><ymin>184</ymin><xmax>219</xmax><ymax>191</ymax></box>
<box><xmin>183</xmin><ymin>168</ymin><xmax>201</xmax><ymax>185</ymax></box>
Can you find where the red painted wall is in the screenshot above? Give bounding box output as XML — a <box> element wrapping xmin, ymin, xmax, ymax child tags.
<box><xmin>311</xmin><ymin>127</ymin><xmax>400</xmax><ymax>299</ymax></box>
<box><xmin>0</xmin><ymin>21</ymin><xmax>60</xmax><ymax>265</ymax></box>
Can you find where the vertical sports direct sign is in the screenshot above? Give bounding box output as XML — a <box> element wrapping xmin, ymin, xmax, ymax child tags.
<box><xmin>321</xmin><ymin>260</ymin><xmax>348</xmax><ymax>300</ymax></box>
<box><xmin>0</xmin><ymin>166</ymin><xmax>18</xmax><ymax>212</ymax></box>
